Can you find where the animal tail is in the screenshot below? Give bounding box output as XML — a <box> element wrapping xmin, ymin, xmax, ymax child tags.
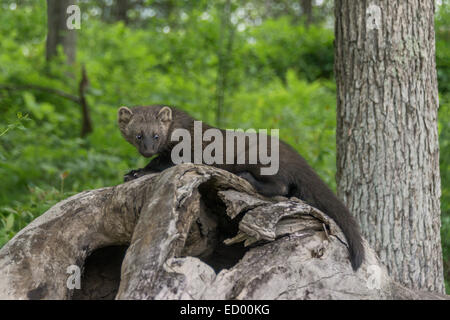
<box><xmin>314</xmin><ymin>185</ymin><xmax>364</xmax><ymax>270</ymax></box>
<box><xmin>294</xmin><ymin>170</ymin><xmax>365</xmax><ymax>271</ymax></box>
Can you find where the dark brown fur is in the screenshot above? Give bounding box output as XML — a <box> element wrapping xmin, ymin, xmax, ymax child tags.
<box><xmin>118</xmin><ymin>105</ymin><xmax>365</xmax><ymax>270</ymax></box>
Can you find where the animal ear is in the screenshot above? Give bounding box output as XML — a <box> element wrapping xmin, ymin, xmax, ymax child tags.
<box><xmin>118</xmin><ymin>106</ymin><xmax>133</xmax><ymax>128</ymax></box>
<box><xmin>157</xmin><ymin>106</ymin><xmax>172</xmax><ymax>123</ymax></box>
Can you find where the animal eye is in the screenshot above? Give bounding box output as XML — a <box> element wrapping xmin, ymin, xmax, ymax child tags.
<box><xmin>153</xmin><ymin>134</ymin><xmax>159</xmax><ymax>140</ymax></box>
<box><xmin>136</xmin><ymin>134</ymin><xmax>142</xmax><ymax>141</ymax></box>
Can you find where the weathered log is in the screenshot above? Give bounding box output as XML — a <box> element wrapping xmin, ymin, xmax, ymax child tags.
<box><xmin>0</xmin><ymin>164</ymin><xmax>447</xmax><ymax>300</ymax></box>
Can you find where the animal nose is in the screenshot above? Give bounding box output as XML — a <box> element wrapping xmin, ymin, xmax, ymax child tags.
<box><xmin>144</xmin><ymin>137</ymin><xmax>154</xmax><ymax>152</ymax></box>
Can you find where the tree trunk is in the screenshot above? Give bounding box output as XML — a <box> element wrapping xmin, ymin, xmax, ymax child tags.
<box><xmin>0</xmin><ymin>164</ymin><xmax>448</xmax><ymax>300</ymax></box>
<box><xmin>114</xmin><ymin>0</ymin><xmax>129</xmax><ymax>24</ymax></box>
<box><xmin>335</xmin><ymin>0</ymin><xmax>444</xmax><ymax>293</ymax></box>
<box><xmin>215</xmin><ymin>0</ymin><xmax>234</xmax><ymax>126</ymax></box>
<box><xmin>46</xmin><ymin>0</ymin><xmax>77</xmax><ymax>64</ymax></box>
<box><xmin>300</xmin><ymin>0</ymin><xmax>313</xmax><ymax>26</ymax></box>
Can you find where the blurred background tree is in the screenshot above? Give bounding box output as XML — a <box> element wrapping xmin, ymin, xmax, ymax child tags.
<box><xmin>46</xmin><ymin>0</ymin><xmax>77</xmax><ymax>64</ymax></box>
<box><xmin>0</xmin><ymin>0</ymin><xmax>448</xmax><ymax>292</ymax></box>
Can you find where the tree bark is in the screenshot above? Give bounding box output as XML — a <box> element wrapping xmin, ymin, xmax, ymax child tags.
<box><xmin>46</xmin><ymin>0</ymin><xmax>77</xmax><ymax>64</ymax></box>
<box><xmin>0</xmin><ymin>164</ymin><xmax>447</xmax><ymax>300</ymax></box>
<box><xmin>335</xmin><ymin>0</ymin><xmax>444</xmax><ymax>293</ymax></box>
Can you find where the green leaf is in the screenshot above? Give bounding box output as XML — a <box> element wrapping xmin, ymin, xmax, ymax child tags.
<box><xmin>5</xmin><ymin>214</ymin><xmax>14</xmax><ymax>231</ymax></box>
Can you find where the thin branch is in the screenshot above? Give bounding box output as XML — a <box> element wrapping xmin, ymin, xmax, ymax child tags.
<box><xmin>0</xmin><ymin>66</ymin><xmax>93</xmax><ymax>137</ymax></box>
<box><xmin>78</xmin><ymin>65</ymin><xmax>93</xmax><ymax>137</ymax></box>
<box><xmin>0</xmin><ymin>84</ymin><xmax>80</xmax><ymax>103</ymax></box>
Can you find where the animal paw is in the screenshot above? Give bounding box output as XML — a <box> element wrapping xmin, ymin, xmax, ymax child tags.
<box><xmin>124</xmin><ymin>169</ymin><xmax>145</xmax><ymax>182</ymax></box>
<box><xmin>237</xmin><ymin>171</ymin><xmax>255</xmax><ymax>183</ymax></box>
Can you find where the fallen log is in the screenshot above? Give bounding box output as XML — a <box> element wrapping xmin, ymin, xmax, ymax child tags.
<box><xmin>0</xmin><ymin>164</ymin><xmax>447</xmax><ymax>300</ymax></box>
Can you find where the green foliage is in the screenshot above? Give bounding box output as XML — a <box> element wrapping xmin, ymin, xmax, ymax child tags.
<box><xmin>243</xmin><ymin>17</ymin><xmax>334</xmax><ymax>82</ymax></box>
<box><xmin>439</xmin><ymin>92</ymin><xmax>450</xmax><ymax>291</ymax></box>
<box><xmin>436</xmin><ymin>1</ymin><xmax>450</xmax><ymax>292</ymax></box>
<box><xmin>436</xmin><ymin>2</ymin><xmax>450</xmax><ymax>95</ymax></box>
<box><xmin>0</xmin><ymin>0</ymin><xmax>448</xmax><ymax>292</ymax></box>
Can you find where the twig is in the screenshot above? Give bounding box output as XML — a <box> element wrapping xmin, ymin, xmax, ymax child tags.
<box><xmin>78</xmin><ymin>65</ymin><xmax>92</xmax><ymax>137</ymax></box>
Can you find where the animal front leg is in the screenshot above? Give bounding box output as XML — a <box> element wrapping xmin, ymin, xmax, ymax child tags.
<box><xmin>123</xmin><ymin>168</ymin><xmax>148</xmax><ymax>182</ymax></box>
<box><xmin>124</xmin><ymin>155</ymin><xmax>174</xmax><ymax>182</ymax></box>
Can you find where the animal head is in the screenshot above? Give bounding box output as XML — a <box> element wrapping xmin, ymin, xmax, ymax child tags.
<box><xmin>118</xmin><ymin>105</ymin><xmax>173</xmax><ymax>157</ymax></box>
